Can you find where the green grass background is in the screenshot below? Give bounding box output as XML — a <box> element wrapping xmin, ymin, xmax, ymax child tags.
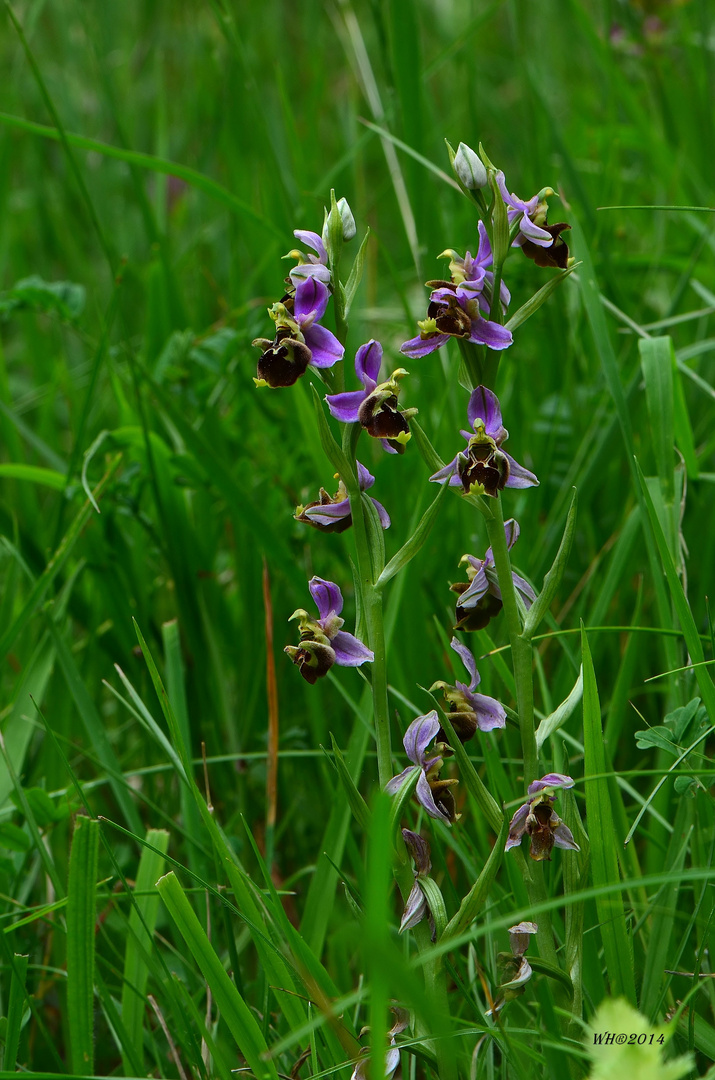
<box><xmin>0</xmin><ymin>0</ymin><xmax>714</xmax><ymax>1076</ymax></box>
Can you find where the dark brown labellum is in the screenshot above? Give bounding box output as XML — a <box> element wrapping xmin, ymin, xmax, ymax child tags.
<box><xmin>454</xmin><ymin>592</ymin><xmax>503</xmax><ymax>632</ymax></box>
<box><xmin>521</xmin><ymin>223</ymin><xmax>571</xmax><ymax>269</ymax></box>
<box><xmin>256</xmin><ymin>333</ymin><xmax>312</xmax><ymax>388</ymax></box>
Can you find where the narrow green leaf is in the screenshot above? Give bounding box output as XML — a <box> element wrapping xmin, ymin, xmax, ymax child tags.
<box><xmin>640</xmin><ymin>800</ymin><xmax>692</xmax><ymax>1020</ymax></box>
<box><xmin>4</xmin><ymin>952</ymin><xmax>29</xmax><ymax>1070</ymax></box>
<box><xmin>581</xmin><ymin>627</ymin><xmax>637</xmax><ymax>1005</ymax></box>
<box><xmin>343</xmin><ymin>227</ymin><xmax>371</xmax><ymax>318</ymax></box>
<box><xmin>328</xmin><ymin>734</ymin><xmax>371</xmax><ymax>833</ymax></box>
<box><xmin>67</xmin><ymin>815</ymin><xmax>100</xmax><ymax>1074</ymax></box>
<box><xmin>132</xmin><ymin>622</ymin><xmax>311</xmax><ymax>1036</ymax></box>
<box><xmin>0</xmin><ymin>464</ymin><xmax>66</xmax><ymax>489</ymax></box>
<box><xmin>672</xmin><ymin>360</ymin><xmax>698</xmax><ymax>479</ymax></box>
<box><xmin>157</xmin><ymin>871</ymin><xmax>280</xmax><ymax>1080</ymax></box>
<box><xmin>310</xmin><ymin>385</ymin><xmax>356</xmax><ymax>483</ymax></box>
<box><xmin>121</xmin><ymin>829</ymin><xmax>169</xmax><ymax>1075</ymax></box>
<box><xmin>409</xmin><ymin>417</ymin><xmax>446</xmax><ymax>474</ymax></box>
<box><xmin>523</xmin><ymin>488</ymin><xmax>577</xmax><ymax>640</ymax></box>
<box><xmin>443</xmin><ymin>817</ymin><xmax>508</xmax><ymax>940</ymax></box>
<box><xmin>375</xmin><ymin>480</ymin><xmax>448</xmax><ymax>589</ymax></box>
<box><xmin>505</xmin><ymin>264</ymin><xmax>578</xmax><ymax>333</ymax></box>
<box><xmin>47</xmin><ymin>619</ymin><xmax>142</xmax><ymax>835</ymax></box>
<box><xmin>535</xmin><ymin>667</ymin><xmax>583</xmax><ymax>750</ymax></box>
<box><xmin>639</xmin><ymin>336</ymin><xmax>675</xmax><ymax>502</ymax></box>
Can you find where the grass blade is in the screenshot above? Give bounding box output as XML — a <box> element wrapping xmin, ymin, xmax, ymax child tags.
<box><xmin>121</xmin><ymin>828</ymin><xmax>170</xmax><ymax>1075</ymax></box>
<box><xmin>581</xmin><ymin>626</ymin><xmax>637</xmax><ymax>1005</ymax></box>
<box><xmin>157</xmin><ymin>871</ymin><xmax>280</xmax><ymax>1080</ymax></box>
<box><xmin>66</xmin><ymin>815</ymin><xmax>100</xmax><ymax>1074</ymax></box>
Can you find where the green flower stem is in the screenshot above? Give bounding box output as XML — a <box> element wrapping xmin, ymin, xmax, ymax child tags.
<box><xmin>456</xmin><ymin>339</ymin><xmax>500</xmax><ymax>391</ymax></box>
<box><xmin>483</xmin><ymin>495</ymin><xmax>538</xmax><ymax>785</ymax></box>
<box><xmin>339</xmin><ymin>426</ymin><xmax>392</xmax><ymax>789</ymax></box>
<box><xmin>393</xmin><ymin>844</ymin><xmax>457</xmax><ymax>1080</ymax></box>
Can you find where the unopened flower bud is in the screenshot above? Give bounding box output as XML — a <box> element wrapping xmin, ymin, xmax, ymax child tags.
<box><xmin>336</xmin><ymin>197</ymin><xmax>356</xmax><ymax>240</ymax></box>
<box><xmin>453</xmin><ymin>142</ymin><xmax>487</xmax><ymax>190</ymax></box>
<box><xmin>322</xmin><ymin>192</ymin><xmax>356</xmax><ymax>265</ymax></box>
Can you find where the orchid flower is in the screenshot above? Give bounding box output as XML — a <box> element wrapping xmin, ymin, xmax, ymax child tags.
<box><xmin>253</xmin><ymin>277</ymin><xmax>343</xmax><ymax>388</ymax></box>
<box><xmin>451</xmin><ymin>519</ymin><xmax>536</xmax><ymax>631</ymax></box>
<box><xmin>430</xmin><ymin>637</ymin><xmax>506</xmax><ymax>741</ymax></box>
<box><xmin>285</xmin><ymin>577</ymin><xmax>373</xmax><ymax>684</ymax></box>
<box><xmin>385</xmin><ymin>712</ymin><xmax>458</xmax><ymax>825</ymax></box>
<box><xmin>505</xmin><ymin>774</ymin><xmax>580</xmax><ymax>861</ymax></box>
<box><xmin>326</xmin><ymin>339</ymin><xmax>415</xmax><ymax>454</ymax></box>
<box><xmin>429</xmin><ymin>386</ymin><xmax>538</xmax><ymax>497</ymax></box>
<box><xmin>295</xmin><ymin>461</ymin><xmax>390</xmax><ymax>533</ymax></box>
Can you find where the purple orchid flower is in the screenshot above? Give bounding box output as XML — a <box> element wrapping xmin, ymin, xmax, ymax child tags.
<box><xmin>429</xmin><ymin>386</ymin><xmax>538</xmax><ymax>498</ymax></box>
<box><xmin>253</xmin><ymin>277</ymin><xmax>344</xmax><ymax>388</ymax></box>
<box><xmin>385</xmin><ymin>711</ymin><xmax>458</xmax><ymax>826</ymax></box>
<box><xmin>401</xmin><ymin>224</ymin><xmax>513</xmax><ymax>359</ymax></box>
<box><xmin>351</xmin><ymin>1007</ymin><xmax>409</xmax><ymax>1080</ymax></box>
<box><xmin>326</xmin><ymin>339</ymin><xmax>415</xmax><ymax>454</ymax></box>
<box><xmin>451</xmin><ymin>519</ymin><xmax>536</xmax><ymax>632</ymax></box>
<box><xmin>430</xmin><ymin>637</ymin><xmax>506</xmax><ymax>742</ymax></box>
<box><xmin>399</xmin><ymin>829</ymin><xmax>434</xmax><ymax>936</ymax></box>
<box><xmin>286</xmin><ymin>230</ymin><xmax>331</xmax><ymax>286</ymax></box>
<box><xmin>295</xmin><ymin>461</ymin><xmax>390</xmax><ymax>533</ymax></box>
<box><xmin>284</xmin><ymin>576</ymin><xmax>373</xmax><ymax>684</ymax></box>
<box><xmin>486</xmin><ymin>922</ymin><xmax>539</xmax><ymax>1017</ymax></box>
<box><xmin>505</xmin><ymin>774</ymin><xmax>580</xmax><ymax>861</ymax></box>
<box><xmin>496</xmin><ymin>172</ymin><xmax>571</xmax><ymax>270</ymax></box>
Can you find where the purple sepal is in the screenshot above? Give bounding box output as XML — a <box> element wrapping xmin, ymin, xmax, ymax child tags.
<box><xmin>450</xmin><ymin>636</ymin><xmax>479</xmax><ymax>691</ymax></box>
<box><xmin>403</xmin><ymin>711</ymin><xmax>441</xmax><ymax>766</ymax></box>
<box><xmin>402</xmin><ymin>829</ymin><xmax>431</xmax><ymax>875</ymax></box>
<box><xmin>467</xmin><ymin>386</ymin><xmax>506</xmax><ymax>440</ymax></box>
<box><xmin>505</xmin><ymin>803</ymin><xmax>530</xmax><ymax>849</ymax></box>
<box><xmin>303</xmin><ymin>323</ymin><xmax>344</xmax><ymax>368</ymax></box>
<box><xmin>355</xmin><ymin>339</ymin><xmax>382</xmax><ymax>387</ymax></box>
<box><xmin>290</xmin><ymin>262</ymin><xmax>331</xmax><ymax>285</ymax></box>
<box><xmin>400</xmin><ymin>333</ymin><xmax>449</xmax><ymax>358</ymax></box>
<box><xmin>469</xmin><ymin>319</ymin><xmax>513</xmax><ymax>350</ymax></box>
<box><xmin>293</xmin><ymin>277</ymin><xmax>329</xmax><ymax>321</ymax></box>
<box><xmin>503</xmin><ymin>451</ymin><xmax>539</xmax><ymax>489</ymax></box>
<box><xmin>385</xmin><ymin>766</ymin><xmax>417</xmax><ymax>796</ymax></box>
<box><xmin>465</xmin><ymin>690</ymin><xmax>507</xmax><ymax>731</ymax></box>
<box><xmin>400</xmin><ymin>882</ymin><xmax>428</xmax><ymax>932</ymax></box>
<box><xmin>512</xmin><ymin>572</ymin><xmax>537</xmax><ymax>608</ymax></box>
<box><xmin>309</xmin><ymin>576</ymin><xmax>343</xmax><ymax>620</ymax></box>
<box><xmin>331</xmin><ymin>630</ymin><xmax>374</xmax><ymax>666</ymax></box>
<box><xmin>302</xmin><ymin>500</ymin><xmax>351</xmax><ymax>526</ymax></box>
<box><xmin>518</xmin><ymin>216</ymin><xmax>553</xmax><ymax>246</ymax></box>
<box><xmin>527</xmin><ymin>773</ymin><xmax>575</xmax><ymax>795</ymax></box>
<box><xmin>553</xmin><ymin>821</ymin><xmax>580</xmax><ymax>850</ymax></box>
<box><xmin>326</xmin><ymin>390</ymin><xmax>364</xmax><ymax>423</ymax></box>
<box><xmin>371</xmin><ymin>498</ymin><xmax>391</xmax><ymax>529</ymax></box>
<box><xmin>416</xmin><ymin>771</ymin><xmax>452</xmax><ymax>824</ymax></box>
<box><xmin>293</xmin><ymin>230</ymin><xmax>327</xmax><ymax>261</ymax></box>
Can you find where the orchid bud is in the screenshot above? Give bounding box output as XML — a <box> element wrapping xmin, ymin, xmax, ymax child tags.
<box><xmin>453</xmin><ymin>142</ymin><xmax>487</xmax><ymax>190</ymax></box>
